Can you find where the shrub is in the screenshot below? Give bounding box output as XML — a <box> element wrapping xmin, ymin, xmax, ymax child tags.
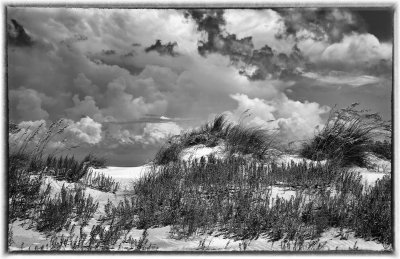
<box><xmin>300</xmin><ymin>103</ymin><xmax>391</xmax><ymax>167</ymax></box>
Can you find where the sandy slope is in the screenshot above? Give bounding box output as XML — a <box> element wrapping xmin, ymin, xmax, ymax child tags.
<box><xmin>9</xmin><ymin>148</ymin><xmax>391</xmax><ymax>252</ymax></box>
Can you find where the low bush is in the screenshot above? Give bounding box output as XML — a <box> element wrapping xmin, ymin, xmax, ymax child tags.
<box><xmin>300</xmin><ymin>103</ymin><xmax>391</xmax><ymax>167</ymax></box>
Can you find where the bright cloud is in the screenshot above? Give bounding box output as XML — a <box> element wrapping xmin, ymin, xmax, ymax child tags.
<box><xmin>7</xmin><ymin>8</ymin><xmax>392</xmax><ymax>165</ymax></box>
<box><xmin>66</xmin><ymin>116</ymin><xmax>102</xmax><ymax>144</ymax></box>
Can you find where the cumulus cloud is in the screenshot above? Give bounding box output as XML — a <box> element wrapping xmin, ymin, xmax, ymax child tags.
<box><xmin>184</xmin><ymin>9</ymin><xmax>307</xmax><ymax>81</ymax></box>
<box><xmin>7</xmin><ymin>19</ymin><xmax>34</xmax><ymax>47</ymax></box>
<box><xmin>318</xmin><ymin>33</ymin><xmax>392</xmax><ymax>71</ymax></box>
<box><xmin>7</xmin><ymin>8</ymin><xmax>392</xmax><ymax>165</ymax></box>
<box><xmin>229</xmin><ymin>93</ymin><xmax>330</xmax><ymax>141</ymax></box>
<box><xmin>145</xmin><ymin>40</ymin><xmax>179</xmax><ymax>56</ymax></box>
<box><xmin>135</xmin><ymin>122</ymin><xmax>182</xmax><ymax>145</ymax></box>
<box><xmin>224</xmin><ymin>9</ymin><xmax>290</xmax><ymax>52</ymax></box>
<box><xmin>66</xmin><ymin>116</ymin><xmax>102</xmax><ymax>144</ymax></box>
<box><xmin>9</xmin><ymin>87</ymin><xmax>51</xmax><ymax>120</ymax></box>
<box><xmin>65</xmin><ymin>95</ymin><xmax>103</xmax><ymax>121</ymax></box>
<box><xmin>275</xmin><ymin>8</ymin><xmax>365</xmax><ymax>43</ymax></box>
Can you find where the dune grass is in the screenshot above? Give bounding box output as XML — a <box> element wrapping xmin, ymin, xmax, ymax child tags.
<box><xmin>300</xmin><ymin>103</ymin><xmax>391</xmax><ymax>167</ymax></box>
<box><xmin>367</xmin><ymin>140</ymin><xmax>392</xmax><ymax>160</ymax></box>
<box><xmin>154</xmin><ymin>114</ymin><xmax>277</xmax><ymax>165</ymax></box>
<box><xmin>80</xmin><ymin>170</ymin><xmax>120</xmax><ymax>193</ymax></box>
<box><xmin>8</xmin><ymin>121</ymin><xmax>100</xmax><ymax>241</ymax></box>
<box><xmin>119</xmin><ymin>154</ymin><xmax>392</xmax><ymax>246</ymax></box>
<box><xmin>35</xmin><ymin>184</ymin><xmax>99</xmax><ymax>233</ymax></box>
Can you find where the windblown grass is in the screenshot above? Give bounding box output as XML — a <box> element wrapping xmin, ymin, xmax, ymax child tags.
<box><xmin>36</xmin><ymin>224</ymin><xmax>157</xmax><ymax>251</ymax></box>
<box><xmin>44</xmin><ymin>155</ymin><xmax>90</xmax><ymax>182</ymax></box>
<box><xmin>367</xmin><ymin>140</ymin><xmax>392</xmax><ymax>160</ymax></box>
<box><xmin>8</xmin><ymin>121</ymin><xmax>99</xmax><ymax>241</ymax></box>
<box><xmin>300</xmin><ymin>103</ymin><xmax>391</xmax><ymax>167</ymax></box>
<box><xmin>35</xmin><ymin>184</ymin><xmax>99</xmax><ymax>233</ymax></box>
<box><xmin>124</xmin><ymin>154</ymin><xmax>392</xmax><ymax>246</ymax></box>
<box><xmin>80</xmin><ymin>170</ymin><xmax>120</xmax><ymax>193</ymax></box>
<box><xmin>83</xmin><ymin>154</ymin><xmax>107</xmax><ymax>169</ymax></box>
<box><xmin>154</xmin><ymin>114</ymin><xmax>276</xmax><ymax>165</ymax></box>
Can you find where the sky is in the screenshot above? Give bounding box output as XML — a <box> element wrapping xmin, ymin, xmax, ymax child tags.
<box><xmin>6</xmin><ymin>7</ymin><xmax>393</xmax><ymax>166</ymax></box>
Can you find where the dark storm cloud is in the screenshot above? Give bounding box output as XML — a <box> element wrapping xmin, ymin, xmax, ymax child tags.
<box><xmin>145</xmin><ymin>40</ymin><xmax>179</xmax><ymax>56</ymax></box>
<box><xmin>6</xmin><ymin>8</ymin><xmax>393</xmax><ymax>166</ymax></box>
<box><xmin>184</xmin><ymin>9</ymin><xmax>307</xmax><ymax>81</ymax></box>
<box><xmin>102</xmin><ymin>49</ymin><xmax>116</xmax><ymax>55</ymax></box>
<box><xmin>274</xmin><ymin>8</ymin><xmax>367</xmax><ymax>43</ymax></box>
<box><xmin>352</xmin><ymin>9</ymin><xmax>393</xmax><ymax>42</ymax></box>
<box><xmin>7</xmin><ymin>19</ymin><xmax>34</xmax><ymax>47</ymax></box>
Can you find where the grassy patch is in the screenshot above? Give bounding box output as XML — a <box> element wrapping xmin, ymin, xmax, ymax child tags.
<box><xmin>154</xmin><ymin>114</ymin><xmax>276</xmax><ymax>165</ymax></box>
<box><xmin>80</xmin><ymin>170</ymin><xmax>120</xmax><ymax>193</ymax></box>
<box><xmin>126</xmin><ymin>154</ymin><xmax>392</xmax><ymax>246</ymax></box>
<box><xmin>44</xmin><ymin>155</ymin><xmax>91</xmax><ymax>182</ymax></box>
<box><xmin>35</xmin><ymin>184</ymin><xmax>99</xmax><ymax>233</ymax></box>
<box><xmin>300</xmin><ymin>104</ymin><xmax>391</xmax><ymax>167</ymax></box>
<box><xmin>367</xmin><ymin>140</ymin><xmax>392</xmax><ymax>160</ymax></box>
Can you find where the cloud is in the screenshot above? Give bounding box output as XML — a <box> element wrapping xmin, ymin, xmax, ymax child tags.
<box><xmin>224</xmin><ymin>9</ymin><xmax>290</xmax><ymax>52</ymax></box>
<box><xmin>302</xmin><ymin>71</ymin><xmax>382</xmax><ymax>87</ymax></box>
<box><xmin>9</xmin><ymin>87</ymin><xmax>51</xmax><ymax>120</ymax></box>
<box><xmin>65</xmin><ymin>95</ymin><xmax>103</xmax><ymax>121</ymax></box>
<box><xmin>7</xmin><ymin>19</ymin><xmax>34</xmax><ymax>47</ymax></box>
<box><xmin>229</xmin><ymin>93</ymin><xmax>330</xmax><ymax>141</ymax></box>
<box><xmin>66</xmin><ymin>116</ymin><xmax>102</xmax><ymax>144</ymax></box>
<box><xmin>318</xmin><ymin>33</ymin><xmax>392</xmax><ymax>71</ymax></box>
<box><xmin>7</xmin><ymin>8</ymin><xmax>392</xmax><ymax>166</ymax></box>
<box><xmin>184</xmin><ymin>9</ymin><xmax>307</xmax><ymax>81</ymax></box>
<box><xmin>8</xmin><ymin>120</ymin><xmax>47</xmax><ymax>150</ymax></box>
<box><xmin>135</xmin><ymin>122</ymin><xmax>182</xmax><ymax>145</ymax></box>
<box><xmin>145</xmin><ymin>40</ymin><xmax>179</xmax><ymax>56</ymax></box>
<box><xmin>275</xmin><ymin>8</ymin><xmax>366</xmax><ymax>43</ymax></box>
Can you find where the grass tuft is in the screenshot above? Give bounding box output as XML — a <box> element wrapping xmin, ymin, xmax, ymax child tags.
<box><xmin>154</xmin><ymin>114</ymin><xmax>277</xmax><ymax>165</ymax></box>
<box><xmin>300</xmin><ymin>103</ymin><xmax>391</xmax><ymax>167</ymax></box>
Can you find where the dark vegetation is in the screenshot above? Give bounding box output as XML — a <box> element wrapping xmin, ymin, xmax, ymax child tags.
<box><xmin>300</xmin><ymin>103</ymin><xmax>391</xmax><ymax>167</ymax></box>
<box><xmin>99</xmin><ymin>156</ymin><xmax>391</xmax><ymax>246</ymax></box>
<box><xmin>154</xmin><ymin>114</ymin><xmax>276</xmax><ymax>165</ymax></box>
<box><xmin>83</xmin><ymin>154</ymin><xmax>107</xmax><ymax>169</ymax></box>
<box><xmin>8</xmin><ymin>121</ymin><xmax>111</xmax><ymax>248</ymax></box>
<box><xmin>8</xmin><ymin>104</ymin><xmax>392</xmax><ymax>251</ymax></box>
<box><xmin>81</xmin><ymin>171</ymin><xmax>120</xmax><ymax>193</ymax></box>
<box><xmin>367</xmin><ymin>140</ymin><xmax>392</xmax><ymax>160</ymax></box>
<box><xmin>35</xmin><ymin>185</ymin><xmax>99</xmax><ymax>233</ymax></box>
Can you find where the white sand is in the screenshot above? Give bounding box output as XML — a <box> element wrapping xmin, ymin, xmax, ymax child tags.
<box><xmin>274</xmin><ymin>154</ymin><xmax>327</xmax><ymax>166</ymax></box>
<box><xmin>9</xmin><ymin>150</ymin><xmax>391</xmax><ymax>252</ymax></box>
<box><xmin>180</xmin><ymin>144</ymin><xmax>226</xmax><ymax>162</ymax></box>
